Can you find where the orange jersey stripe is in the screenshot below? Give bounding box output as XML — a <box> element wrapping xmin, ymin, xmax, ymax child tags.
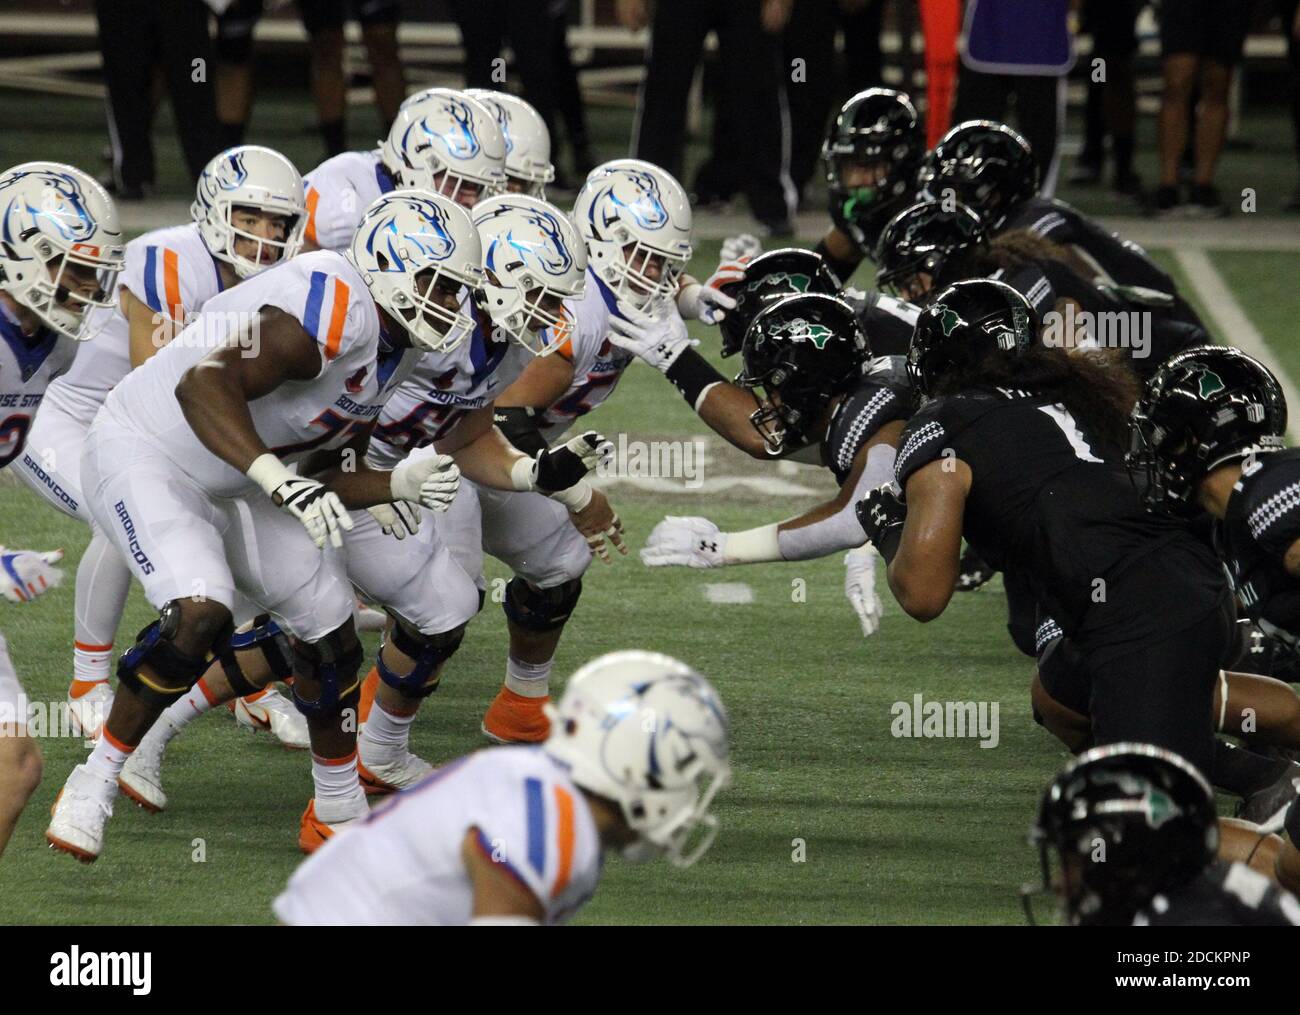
<box><xmin>162</xmin><ymin>248</ymin><xmax>183</xmax><ymax>324</ymax></box>
<box><xmin>304</xmin><ymin>187</ymin><xmax>320</xmax><ymax>247</ymax></box>
<box><xmin>323</xmin><ymin>278</ymin><xmax>349</xmax><ymax>360</ymax></box>
<box><xmin>551</xmin><ymin>784</ymin><xmax>576</xmax><ymax>899</ymax></box>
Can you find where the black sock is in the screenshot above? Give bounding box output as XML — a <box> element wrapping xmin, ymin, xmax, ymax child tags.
<box><xmin>1214</xmin><ymin>740</ymin><xmax>1291</xmax><ymax>798</ymax></box>
<box><xmin>1113</xmin><ymin>135</ymin><xmax>1135</xmax><ymax>177</ymax></box>
<box><xmin>320</xmin><ymin>119</ymin><xmax>346</xmax><ymax>158</ymax></box>
<box><xmin>219</xmin><ymin>121</ymin><xmax>245</xmax><ymax>150</ymax></box>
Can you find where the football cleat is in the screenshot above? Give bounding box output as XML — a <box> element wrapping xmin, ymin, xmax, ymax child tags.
<box><xmin>481</xmin><ymin>686</ymin><xmax>551</xmax><ymax>744</ymax></box>
<box><xmin>357</xmin><ymin>667</ymin><xmax>379</xmax><ymax>729</ymax></box>
<box><xmin>230</xmin><ymin>686</ymin><xmax>309</xmax><ymax>749</ymax></box>
<box><xmin>46</xmin><ymin>765</ymin><xmax>117</xmax><ymax>862</ymax></box>
<box><xmin>118</xmin><ymin>715</ymin><xmax>180</xmax><ymax>813</ymax></box>
<box><xmin>66</xmin><ymin>680</ymin><xmax>113</xmax><ymax>740</ymax></box>
<box><xmin>298</xmin><ymin>799</ymin><xmax>363</xmax><ymax>854</ymax></box>
<box><xmin>357</xmin><ymin>748</ymin><xmax>433</xmax><ymax>796</ymax></box>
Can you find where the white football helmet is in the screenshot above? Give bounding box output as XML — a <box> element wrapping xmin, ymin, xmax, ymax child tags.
<box><xmin>572</xmin><ymin>163</ymin><xmax>692</xmax><ymax>312</ymax></box>
<box><xmin>463</xmin><ymin>89</ymin><xmax>555</xmax><ymax>196</ymax></box>
<box><xmin>544</xmin><ymin>650</ymin><xmax>731</xmax><ymax>868</ymax></box>
<box><xmin>192</xmin><ymin>146</ymin><xmax>307</xmax><ymax>280</ymax></box>
<box><xmin>0</xmin><ymin>161</ymin><xmax>124</xmax><ymax>341</ymax></box>
<box><xmin>383</xmin><ymin>89</ymin><xmax>507</xmax><ymax>207</ymax></box>
<box><xmin>472</xmin><ymin>193</ymin><xmax>586</xmax><ymax>356</ymax></box>
<box><xmin>346</xmin><ymin>189</ymin><xmax>484</xmax><ymax>353</ymax></box>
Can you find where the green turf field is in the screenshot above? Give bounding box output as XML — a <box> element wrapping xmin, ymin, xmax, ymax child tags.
<box><xmin>2</xmin><ymin>77</ymin><xmax>1300</xmax><ymax>923</ymax></box>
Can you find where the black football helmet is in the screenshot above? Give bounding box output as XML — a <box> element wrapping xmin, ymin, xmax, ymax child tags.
<box><xmin>916</xmin><ymin>121</ymin><xmax>1038</xmax><ymax>231</ymax></box>
<box><xmin>906</xmin><ymin>278</ymin><xmax>1037</xmax><ymax>398</ymax></box>
<box><xmin>875</xmin><ymin>200</ymin><xmax>987</xmax><ymax>302</ymax></box>
<box><xmin>822</xmin><ymin>88</ymin><xmax>925</xmax><ymax>256</ymax></box>
<box><xmin>1022</xmin><ymin>743</ymin><xmax>1218</xmax><ymax>926</ymax></box>
<box><xmin>736</xmin><ymin>293</ymin><xmax>870</xmax><ymax>454</ymax></box>
<box><xmin>718</xmin><ymin>248</ymin><xmax>841</xmax><ymax>358</ymax></box>
<box><xmin>1127</xmin><ymin>345</ymin><xmax>1288</xmax><ymax>517</ymax></box>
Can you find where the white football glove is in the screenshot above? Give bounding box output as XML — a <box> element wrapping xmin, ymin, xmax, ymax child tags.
<box><xmin>391</xmin><ymin>451</ymin><xmax>460</xmax><ymax>512</ymax></box>
<box><xmin>640</xmin><ymin>516</ymin><xmax>726</xmax><ymax>568</ymax></box>
<box><xmin>609</xmin><ymin>304</ymin><xmax>696</xmax><ymax>372</ymax></box>
<box><xmin>367</xmin><ymin>501</ymin><xmax>421</xmax><ymax>540</ymax></box>
<box><xmin>246</xmin><ymin>454</ymin><xmax>353</xmax><ymax>549</ymax></box>
<box><xmin>720</xmin><ymin>233</ymin><xmax>762</xmax><ymax>263</ymax></box>
<box><xmin>677</xmin><ymin>279</ymin><xmax>737</xmax><ymax>325</ymax></box>
<box><xmin>844</xmin><ymin>544</ymin><xmax>884</xmax><ymax>638</ymax></box>
<box><xmin>0</xmin><ymin>546</ymin><xmax>64</xmax><ymax>604</ymax></box>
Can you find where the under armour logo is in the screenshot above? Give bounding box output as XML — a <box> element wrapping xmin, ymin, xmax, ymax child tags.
<box><xmin>700</xmin><ymin>541</ymin><xmax>718</xmax><ymax>553</ymax></box>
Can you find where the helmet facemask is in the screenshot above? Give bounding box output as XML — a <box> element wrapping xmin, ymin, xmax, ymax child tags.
<box><xmin>620</xmin><ymin>761</ymin><xmax>731</xmax><ymax>869</ymax></box>
<box><xmin>486</xmin><ymin>274</ymin><xmax>576</xmax><ymax>356</ymax></box>
<box><xmin>20</xmin><ymin>234</ymin><xmax>123</xmax><ymax>342</ymax></box>
<box><xmin>207</xmin><ymin>203</ymin><xmax>305</xmax><ymax>280</ymax></box>
<box><xmin>606</xmin><ymin>237</ymin><xmax>687</xmax><ymax>313</ymax></box>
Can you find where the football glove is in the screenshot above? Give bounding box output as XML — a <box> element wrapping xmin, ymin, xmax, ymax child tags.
<box><xmin>0</xmin><ymin>546</ymin><xmax>64</xmax><ymax>604</ymax></box>
<box><xmin>529</xmin><ymin>431</ymin><xmax>614</xmax><ymax>493</ymax></box>
<box><xmin>391</xmin><ymin>451</ymin><xmax>460</xmax><ymax>512</ymax></box>
<box><xmin>955</xmin><ymin>544</ymin><xmax>997</xmax><ymax>591</ymax></box>
<box><xmin>720</xmin><ymin>233</ymin><xmax>762</xmax><ymax>263</ymax></box>
<box><xmin>247</xmin><ymin>454</ymin><xmax>352</xmax><ymax>549</ymax></box>
<box><xmin>367</xmin><ymin>502</ymin><xmax>421</xmax><ymax>540</ymax></box>
<box><xmin>640</xmin><ymin>516</ymin><xmax>726</xmax><ymax>568</ymax></box>
<box><xmin>676</xmin><ymin>279</ymin><xmax>737</xmax><ymax>325</ymax></box>
<box><xmin>609</xmin><ymin>304</ymin><xmax>696</xmax><ymax>372</ymax></box>
<box><xmin>844</xmin><ymin>544</ymin><xmax>883</xmax><ymax>637</ymax></box>
<box><xmin>854</xmin><ymin>483</ymin><xmax>906</xmax><ymax>562</ymax></box>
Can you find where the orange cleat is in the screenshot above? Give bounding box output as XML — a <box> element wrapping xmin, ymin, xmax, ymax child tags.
<box><xmin>298</xmin><ymin>800</ymin><xmax>361</xmax><ymax>854</ymax></box>
<box><xmin>481</xmin><ymin>686</ymin><xmax>551</xmax><ymax>744</ymax></box>
<box><xmin>357</xmin><ymin>668</ymin><xmax>380</xmax><ymax>726</ymax></box>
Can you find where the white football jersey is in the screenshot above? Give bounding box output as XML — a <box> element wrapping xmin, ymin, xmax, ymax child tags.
<box><xmin>43</xmin><ymin>222</ymin><xmax>226</xmax><ymax>423</ymax></box>
<box><xmin>367</xmin><ymin>298</ymin><xmax>532</xmax><ymax>469</ymax></box>
<box><xmin>303</xmin><ymin>150</ymin><xmax>399</xmax><ymax>253</ymax></box>
<box><xmin>101</xmin><ymin>250</ymin><xmax>419</xmax><ymax>497</ymax></box>
<box><xmin>0</xmin><ymin>303</ymin><xmax>75</xmax><ymax>470</ymax></box>
<box><xmin>273</xmin><ymin>746</ymin><xmax>603</xmax><ymax>926</ymax></box>
<box><xmin>535</xmin><ymin>269</ymin><xmax>634</xmax><ymax>446</ymax></box>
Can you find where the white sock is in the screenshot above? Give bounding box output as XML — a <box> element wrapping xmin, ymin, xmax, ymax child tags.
<box><xmin>312</xmin><ymin>752</ymin><xmax>366</xmax><ymax>822</ymax></box>
<box><xmin>360</xmin><ymin>701</ymin><xmax>413</xmax><ymax>760</ymax></box>
<box><xmin>72</xmin><ymin>528</ymin><xmax>131</xmax><ymax>684</ymax></box>
<box><xmin>84</xmin><ymin>730</ymin><xmax>132</xmax><ymax>782</ymax></box>
<box><xmin>505</xmin><ymin>655</ymin><xmax>552</xmax><ymax>698</ymax></box>
<box><xmin>161</xmin><ymin>679</ymin><xmax>219</xmax><ymax>734</ymax></box>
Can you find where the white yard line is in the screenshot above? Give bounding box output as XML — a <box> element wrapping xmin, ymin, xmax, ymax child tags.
<box><xmin>1175</xmin><ymin>248</ymin><xmax>1300</xmax><ymax>442</ymax></box>
<box><xmin>703</xmin><ymin>583</ymin><xmax>754</xmax><ymax>605</ymax></box>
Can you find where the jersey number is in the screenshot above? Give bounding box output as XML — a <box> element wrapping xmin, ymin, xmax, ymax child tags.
<box><xmin>0</xmin><ymin>414</ymin><xmax>32</xmax><ymax>468</ymax></box>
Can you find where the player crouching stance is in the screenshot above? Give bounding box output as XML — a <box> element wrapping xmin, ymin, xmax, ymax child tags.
<box><xmin>1023</xmin><ymin>744</ymin><xmax>1300</xmax><ymax>925</ymax></box>
<box><xmin>44</xmin><ymin>190</ymin><xmax>474</xmax><ymax>862</ymax></box>
<box><xmin>273</xmin><ymin>650</ymin><xmax>731</xmax><ymax>925</ymax></box>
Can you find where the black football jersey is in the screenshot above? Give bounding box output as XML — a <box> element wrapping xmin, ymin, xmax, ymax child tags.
<box><xmin>894</xmin><ymin>387</ymin><xmax>1225</xmax><ymax>644</ymax></box>
<box><xmin>1135</xmin><ymin>861</ymin><xmax>1300</xmax><ymax>926</ymax></box>
<box><xmin>842</xmin><ymin>289</ymin><xmax>920</xmax><ymax>357</ymax></box>
<box><xmin>820</xmin><ymin>356</ymin><xmax>913</xmax><ymax>486</ymax></box>
<box><xmin>991</xmin><ymin>256</ymin><xmax>1125</xmax><ymax>321</ymax></box>
<box><xmin>1215</xmin><ymin>449</ymin><xmax>1300</xmax><ymax>650</ymax></box>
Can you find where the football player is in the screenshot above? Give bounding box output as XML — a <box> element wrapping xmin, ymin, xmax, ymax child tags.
<box><xmin>1023</xmin><ymin>743</ymin><xmax>1300</xmax><ymax>925</ymax></box>
<box><xmin>856</xmin><ymin>279</ymin><xmax>1234</xmax><ymax>781</ymax></box>
<box><xmin>0</xmin><ymin>161</ymin><xmax>124</xmax><ymax>858</ymax></box>
<box><xmin>42</xmin><ymin>191</ymin><xmax>478</xmax><ymax>862</ymax></box>
<box><xmin>815</xmin><ymin>88</ymin><xmax>925</xmax><ymax>286</ymax></box>
<box><xmin>917</xmin><ymin>120</ymin><xmax>1204</xmax><ymax>330</ymax></box>
<box><xmin>300</xmin><ymin>87</ymin><xmax>505</xmax><ymax>254</ymax></box>
<box><xmin>463</xmin><ymin>89</ymin><xmax>555</xmax><ymax>198</ymax></box>
<box><xmin>15</xmin><ymin>145</ymin><xmax>308</xmax><ymax>742</ymax></box>
<box><xmin>272</xmin><ymin>650</ymin><xmax>730</xmax><ymax>925</ymax></box>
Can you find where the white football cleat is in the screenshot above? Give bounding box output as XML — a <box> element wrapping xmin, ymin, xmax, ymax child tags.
<box><xmin>357</xmin><ymin>747</ymin><xmax>433</xmax><ymax>796</ymax></box>
<box><xmin>46</xmin><ymin>764</ymin><xmax>117</xmax><ymax>863</ymax></box>
<box><xmin>66</xmin><ymin>681</ymin><xmax>113</xmax><ymax>740</ymax></box>
<box><xmin>232</xmin><ymin>686</ymin><xmax>309</xmax><ymax>749</ymax></box>
<box><xmin>118</xmin><ymin>715</ymin><xmax>179</xmax><ymax>813</ymax></box>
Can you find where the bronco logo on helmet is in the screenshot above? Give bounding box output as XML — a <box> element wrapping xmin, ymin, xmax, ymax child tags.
<box><xmin>1</xmin><ymin>169</ymin><xmax>97</xmax><ymax>245</ymax></box>
<box><xmin>603</xmin><ymin>170</ymin><xmax>669</xmax><ymax>231</ymax></box>
<box><xmin>366</xmin><ymin>198</ymin><xmax>457</xmax><ymax>269</ymax></box>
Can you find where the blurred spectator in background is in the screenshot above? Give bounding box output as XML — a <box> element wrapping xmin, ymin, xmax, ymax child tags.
<box><xmin>1280</xmin><ymin>0</ymin><xmax>1300</xmax><ymax>211</ymax></box>
<box><xmin>95</xmin><ymin>0</ymin><xmax>223</xmax><ymax>198</ymax></box>
<box><xmin>546</xmin><ymin>1</ymin><xmax>596</xmax><ymax>186</ymax></box>
<box><xmin>624</xmin><ymin>0</ymin><xmax>797</xmax><ymax>236</ymax></box>
<box><xmin>951</xmin><ymin>0</ymin><xmax>1073</xmax><ymax>196</ymax></box>
<box><xmin>784</xmin><ymin>0</ymin><xmax>887</xmax><ymax>205</ymax></box>
<box><xmin>1155</xmin><ymin>0</ymin><xmax>1254</xmax><ymax>218</ymax></box>
<box><xmin>213</xmin><ymin>0</ymin><xmax>406</xmax><ymax>160</ymax></box>
<box><xmin>1070</xmin><ymin>0</ymin><xmax>1144</xmax><ymax>199</ymax></box>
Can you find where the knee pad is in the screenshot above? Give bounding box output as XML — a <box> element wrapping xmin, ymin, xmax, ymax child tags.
<box><xmin>290</xmin><ymin>627</ymin><xmax>363</xmax><ymax>719</ymax></box>
<box><xmin>376</xmin><ymin>618</ymin><xmax>465</xmax><ymax>699</ymax></box>
<box><xmin>502</xmin><ymin>577</ymin><xmax>582</xmax><ymax>633</ymax></box>
<box><xmin>222</xmin><ymin>614</ymin><xmax>292</xmax><ymax>696</ymax></box>
<box><xmin>117</xmin><ymin>601</ymin><xmax>228</xmax><ymax>709</ymax></box>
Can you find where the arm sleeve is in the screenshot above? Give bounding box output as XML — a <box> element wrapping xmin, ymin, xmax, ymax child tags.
<box><xmin>777</xmin><ymin>443</ymin><xmax>898</xmax><ymax>561</ymax></box>
<box><xmin>494</xmin><ymin>405</ymin><xmax>550</xmax><ymax>456</ymax></box>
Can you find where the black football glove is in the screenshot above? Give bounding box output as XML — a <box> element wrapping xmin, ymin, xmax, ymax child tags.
<box><xmin>855</xmin><ymin>483</ymin><xmax>906</xmax><ymax>563</ymax></box>
<box><xmin>533</xmin><ymin>431</ymin><xmax>613</xmax><ymax>493</ymax></box>
<box><xmin>954</xmin><ymin>544</ymin><xmax>997</xmax><ymax>592</ymax></box>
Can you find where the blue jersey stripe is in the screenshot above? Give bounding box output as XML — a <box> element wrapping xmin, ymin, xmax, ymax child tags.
<box><xmin>524</xmin><ymin>776</ymin><xmax>546</xmax><ymax>876</ymax></box>
<box><xmin>142</xmin><ymin>246</ymin><xmax>161</xmax><ymax>313</ymax></box>
<box><xmin>303</xmin><ymin>271</ymin><xmax>327</xmax><ymax>339</ymax></box>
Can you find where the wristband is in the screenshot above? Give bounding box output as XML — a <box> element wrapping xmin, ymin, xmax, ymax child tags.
<box><xmin>549</xmin><ymin>478</ymin><xmax>593</xmax><ymax>513</ymax></box>
<box><xmin>509</xmin><ymin>454</ymin><xmax>538</xmax><ymax>492</ymax></box>
<box><xmin>664</xmin><ymin>347</ymin><xmax>727</xmax><ymax>411</ymax></box>
<box><xmin>722</xmin><ymin>523</ymin><xmax>783</xmax><ymax>564</ymax></box>
<box><xmin>246</xmin><ymin>453</ymin><xmax>294</xmax><ymax>497</ymax></box>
